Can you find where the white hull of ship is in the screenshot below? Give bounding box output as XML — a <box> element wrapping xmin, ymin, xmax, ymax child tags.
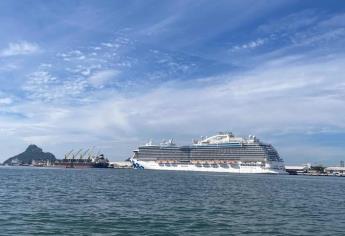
<box><xmin>131</xmin><ymin>159</ymin><xmax>286</xmax><ymax>174</ymax></box>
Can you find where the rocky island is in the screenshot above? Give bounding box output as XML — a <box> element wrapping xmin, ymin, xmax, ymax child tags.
<box><xmin>3</xmin><ymin>145</ymin><xmax>56</xmax><ymax>166</ymax></box>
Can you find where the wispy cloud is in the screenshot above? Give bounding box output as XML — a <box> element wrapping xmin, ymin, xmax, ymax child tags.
<box><xmin>255</xmin><ymin>11</ymin><xmax>345</xmax><ymax>52</ymax></box>
<box><xmin>0</xmin><ymin>41</ymin><xmax>40</xmax><ymax>57</ymax></box>
<box><xmin>257</xmin><ymin>9</ymin><xmax>319</xmax><ymax>34</ymax></box>
<box><xmin>0</xmin><ymin>97</ymin><xmax>12</xmax><ymax>105</ymax></box>
<box><xmin>88</xmin><ymin>69</ymin><xmax>120</xmax><ymax>88</ymax></box>
<box><xmin>23</xmin><ymin>70</ymin><xmax>87</xmax><ymax>101</ymax></box>
<box><xmin>141</xmin><ymin>15</ymin><xmax>178</xmax><ymax>36</ymax></box>
<box><xmin>1</xmin><ymin>50</ymin><xmax>343</xmax><ymax>163</ymax></box>
<box><xmin>0</xmin><ymin>1</ymin><xmax>344</xmax><ymax>164</ymax></box>
<box><xmin>231</xmin><ymin>38</ymin><xmax>266</xmax><ymax>51</ymax></box>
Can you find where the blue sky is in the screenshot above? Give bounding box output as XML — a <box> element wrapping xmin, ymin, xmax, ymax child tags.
<box><xmin>0</xmin><ymin>0</ymin><xmax>345</xmax><ymax>164</ymax></box>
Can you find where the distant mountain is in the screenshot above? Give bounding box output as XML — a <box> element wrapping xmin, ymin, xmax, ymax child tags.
<box><xmin>3</xmin><ymin>144</ymin><xmax>56</xmax><ymax>165</ymax></box>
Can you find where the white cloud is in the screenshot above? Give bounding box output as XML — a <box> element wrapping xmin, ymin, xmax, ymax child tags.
<box><xmin>88</xmin><ymin>69</ymin><xmax>120</xmax><ymax>88</ymax></box>
<box><xmin>1</xmin><ymin>47</ymin><xmax>345</xmax><ymax>163</ymax></box>
<box><xmin>291</xmin><ymin>28</ymin><xmax>345</xmax><ymax>47</ymax></box>
<box><xmin>23</xmin><ymin>70</ymin><xmax>87</xmax><ymax>101</ymax></box>
<box><xmin>57</xmin><ymin>50</ymin><xmax>86</xmax><ymax>61</ymax></box>
<box><xmin>231</xmin><ymin>38</ymin><xmax>266</xmax><ymax>51</ymax></box>
<box><xmin>12</xmin><ymin>55</ymin><xmax>345</xmax><ymax>160</ymax></box>
<box><xmin>101</xmin><ymin>42</ymin><xmax>114</xmax><ymax>48</ymax></box>
<box><xmin>0</xmin><ymin>41</ymin><xmax>40</xmax><ymax>57</ymax></box>
<box><xmin>0</xmin><ymin>97</ymin><xmax>12</xmax><ymax>105</ymax></box>
<box><xmin>256</xmin><ymin>11</ymin><xmax>345</xmax><ymax>50</ymax></box>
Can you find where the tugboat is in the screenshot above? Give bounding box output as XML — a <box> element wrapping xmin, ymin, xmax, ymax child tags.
<box><xmin>92</xmin><ymin>154</ymin><xmax>109</xmax><ymax>168</ymax></box>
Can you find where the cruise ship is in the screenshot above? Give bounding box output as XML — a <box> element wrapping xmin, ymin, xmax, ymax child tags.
<box><xmin>131</xmin><ymin>132</ymin><xmax>286</xmax><ymax>174</ymax></box>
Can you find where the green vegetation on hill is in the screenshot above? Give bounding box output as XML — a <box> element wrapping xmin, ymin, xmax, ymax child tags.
<box><xmin>3</xmin><ymin>144</ymin><xmax>56</xmax><ymax>165</ymax></box>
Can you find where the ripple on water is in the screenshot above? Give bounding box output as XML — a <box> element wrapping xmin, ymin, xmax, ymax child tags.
<box><xmin>0</xmin><ymin>167</ymin><xmax>345</xmax><ymax>235</ymax></box>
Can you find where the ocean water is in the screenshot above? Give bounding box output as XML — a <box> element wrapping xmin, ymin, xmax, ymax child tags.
<box><xmin>0</xmin><ymin>167</ymin><xmax>344</xmax><ymax>235</ymax></box>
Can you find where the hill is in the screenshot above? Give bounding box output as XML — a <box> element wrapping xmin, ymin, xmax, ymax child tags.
<box><xmin>3</xmin><ymin>144</ymin><xmax>56</xmax><ymax>165</ymax></box>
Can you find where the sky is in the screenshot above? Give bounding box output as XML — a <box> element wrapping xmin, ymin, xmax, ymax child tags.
<box><xmin>0</xmin><ymin>0</ymin><xmax>345</xmax><ymax>164</ymax></box>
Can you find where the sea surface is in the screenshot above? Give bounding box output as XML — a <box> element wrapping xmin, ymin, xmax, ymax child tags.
<box><xmin>0</xmin><ymin>167</ymin><xmax>344</xmax><ymax>235</ymax></box>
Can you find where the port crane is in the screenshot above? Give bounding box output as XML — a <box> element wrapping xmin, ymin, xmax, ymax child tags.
<box><xmin>64</xmin><ymin>149</ymin><xmax>74</xmax><ymax>160</ymax></box>
<box><xmin>72</xmin><ymin>149</ymin><xmax>83</xmax><ymax>161</ymax></box>
<box><xmin>87</xmin><ymin>146</ymin><xmax>96</xmax><ymax>161</ymax></box>
<box><xmin>80</xmin><ymin>149</ymin><xmax>89</xmax><ymax>160</ymax></box>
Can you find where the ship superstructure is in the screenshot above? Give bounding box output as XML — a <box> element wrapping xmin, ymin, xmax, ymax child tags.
<box><xmin>131</xmin><ymin>132</ymin><xmax>286</xmax><ymax>174</ymax></box>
